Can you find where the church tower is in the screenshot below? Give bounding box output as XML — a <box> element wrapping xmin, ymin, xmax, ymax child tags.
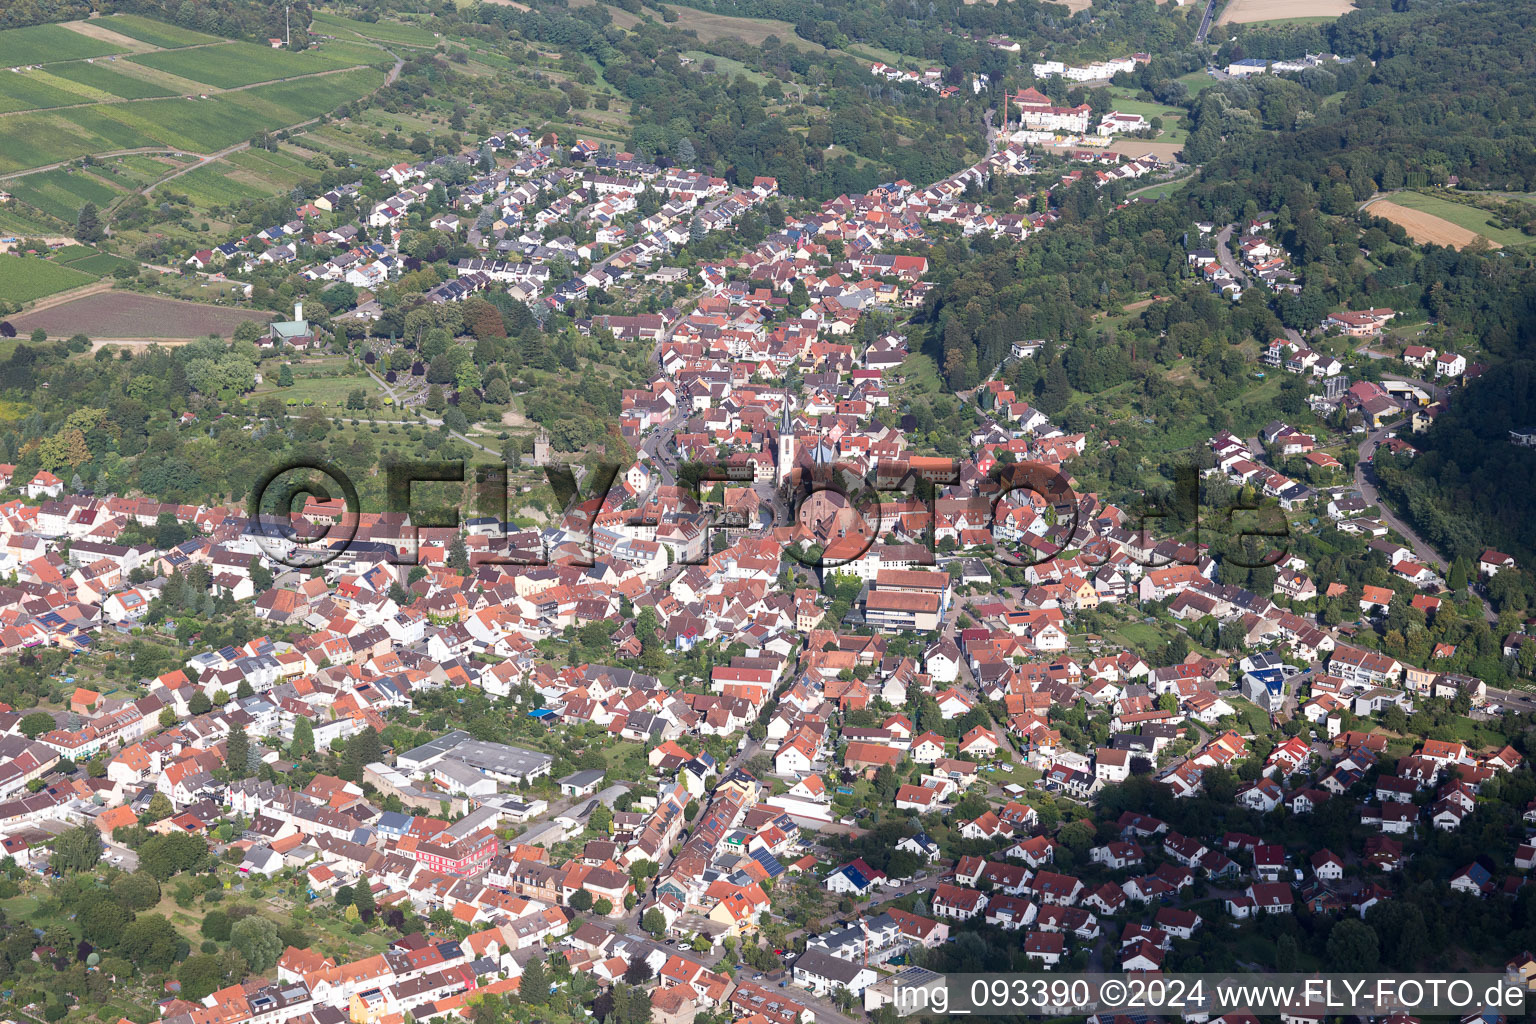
<box><xmin>776</xmin><ymin>398</ymin><xmax>795</xmax><ymax>486</ymax></box>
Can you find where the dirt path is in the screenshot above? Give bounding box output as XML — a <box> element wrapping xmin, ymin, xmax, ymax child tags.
<box><xmin>0</xmin><ymin>235</ymin><xmax>78</xmax><ymax>252</ymax></box>
<box><xmin>88</xmin><ymin>338</ymin><xmax>195</xmax><ymax>350</ymax></box>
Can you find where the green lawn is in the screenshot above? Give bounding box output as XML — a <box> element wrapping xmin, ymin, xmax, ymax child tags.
<box><xmin>1177</xmin><ymin>71</ymin><xmax>1218</xmax><ymax>95</ymax></box>
<box><xmin>1385</xmin><ymin>190</ymin><xmax>1536</xmax><ymax>247</ymax></box>
<box><xmin>1132</xmin><ymin>179</ymin><xmax>1191</xmax><ymax>201</ymax></box>
<box><xmin>1105</xmin><ymin>87</ymin><xmax>1188</xmax><ymax>122</ymax></box>
<box><xmin>0</xmin><ymin>254</ymin><xmax>98</xmax><ymax>303</ymax></box>
<box><xmin>893</xmin><ymin>351</ymin><xmax>942</xmax><ymax>399</ymax></box>
<box><xmin>0</xmin><ymin>23</ymin><xmax>125</xmax><ymax>67</ymax></box>
<box><xmin>1108</xmin><ymin>620</ymin><xmax>1165</xmax><ymax>650</ymax></box>
<box><xmin>130</xmin><ymin>40</ymin><xmax>361</xmax><ymax>90</ymax></box>
<box><xmin>681</xmin><ymin>51</ymin><xmax>769</xmax><ymax>86</ymax></box>
<box><xmin>251</xmin><ymin>371</ymin><xmax>384</xmax><ymax>406</ymax></box>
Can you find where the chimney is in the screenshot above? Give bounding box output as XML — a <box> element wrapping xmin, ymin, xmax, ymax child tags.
<box><xmin>294</xmin><ymin>301</ymin><xmax>303</xmax><ymax>322</ymax></box>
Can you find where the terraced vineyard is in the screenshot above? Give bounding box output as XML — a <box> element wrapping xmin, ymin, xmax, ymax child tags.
<box><xmin>95</xmin><ymin>14</ymin><xmax>223</xmax><ymax>48</ymax></box>
<box><xmin>0</xmin><ymin>17</ymin><xmax>390</xmax><ymax>176</ymax></box>
<box><xmin>46</xmin><ymin>60</ymin><xmax>179</xmax><ymax>100</ymax></box>
<box><xmin>6</xmin><ymin>168</ymin><xmax>127</xmax><ymax>222</ymax></box>
<box><xmin>0</xmin><ymin>24</ymin><xmax>122</xmax><ymax>67</ymax></box>
<box><xmin>0</xmin><ymin>253</ymin><xmax>98</xmax><ymax>304</ymax></box>
<box><xmin>311</xmin><ymin>12</ymin><xmax>438</xmax><ymax>47</ymax></box>
<box><xmin>128</xmin><ymin>40</ymin><xmax>362</xmax><ymax>89</ymax></box>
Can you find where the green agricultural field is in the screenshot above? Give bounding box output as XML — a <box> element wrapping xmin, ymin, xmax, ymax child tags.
<box><xmin>0</xmin><ymin>111</ymin><xmax>138</xmax><ymax>174</ymax></box>
<box><xmin>310</xmin><ymin>39</ymin><xmax>395</xmax><ymax>67</ymax></box>
<box><xmin>0</xmin><ymin>70</ymin><xmax>89</xmax><ymax>113</ymax></box>
<box><xmin>0</xmin><ymin>24</ymin><xmax>124</xmax><ymax>68</ymax></box>
<box><xmin>227</xmin><ymin>147</ymin><xmax>313</xmax><ymax>187</ymax></box>
<box><xmin>48</xmin><ymin>59</ymin><xmax>178</xmax><ymax>99</ymax></box>
<box><xmin>174</xmin><ymin>165</ymin><xmax>258</xmax><ymax>206</ymax></box>
<box><xmin>311</xmin><ymin>12</ymin><xmax>438</xmax><ymax>47</ymax></box>
<box><xmin>0</xmin><ymin>254</ymin><xmax>97</xmax><ymax>303</ymax></box>
<box><xmin>8</xmin><ymin>170</ymin><xmax>127</xmax><ymax>223</ymax></box>
<box><xmin>62</xmin><ymin>252</ymin><xmax>137</xmax><ymax>275</ymax></box>
<box><xmin>100</xmin><ymin>14</ymin><xmax>223</xmax><ymax>48</ymax></box>
<box><xmin>0</xmin><ymin>66</ymin><xmax>384</xmax><ymax>174</ymax></box>
<box><xmin>1387</xmin><ymin>190</ymin><xmax>1536</xmax><ymax>248</ymax></box>
<box><xmin>0</xmin><ymin>206</ymin><xmax>63</xmax><ymax>237</ymax></box>
<box><xmin>129</xmin><ymin>41</ymin><xmax>360</xmax><ymax>90</ymax></box>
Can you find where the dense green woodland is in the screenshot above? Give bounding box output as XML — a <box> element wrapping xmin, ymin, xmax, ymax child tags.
<box><xmin>914</xmin><ymin>0</ymin><xmax>1536</xmax><ymax>561</ymax></box>
<box><xmin>480</xmin><ymin>1</ymin><xmax>984</xmax><ymax>197</ymax></box>
<box><xmin>658</xmin><ymin>0</ymin><xmax>1199</xmax><ymax>65</ymax></box>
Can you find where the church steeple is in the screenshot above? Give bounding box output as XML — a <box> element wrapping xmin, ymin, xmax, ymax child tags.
<box><xmin>777</xmin><ymin>396</ymin><xmax>795</xmax><ymax>485</ymax></box>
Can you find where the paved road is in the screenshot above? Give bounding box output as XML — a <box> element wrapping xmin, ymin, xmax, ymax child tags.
<box><xmin>1196</xmin><ymin>0</ymin><xmax>1222</xmax><ymax>43</ymax></box>
<box><xmin>1213</xmin><ymin>224</ymin><xmax>1247</xmax><ymax>285</ymax></box>
<box><xmin>1353</xmin><ymin>419</ymin><xmax>1445</xmax><ymax>571</ymax></box>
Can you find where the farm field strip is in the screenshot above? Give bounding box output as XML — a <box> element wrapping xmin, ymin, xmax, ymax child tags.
<box><xmin>0</xmin><ymin>69</ymin><xmax>93</xmax><ymax>112</ymax></box>
<box><xmin>1383</xmin><ymin>191</ymin><xmax>1535</xmax><ymax>247</ymax></box>
<box><xmin>128</xmin><ymin>40</ymin><xmax>362</xmax><ymax>91</ymax></box>
<box><xmin>98</xmin><ymin>14</ymin><xmax>224</xmax><ymax>48</ymax></box>
<box><xmin>311</xmin><ymin>12</ymin><xmax>438</xmax><ymax>47</ymax></box>
<box><xmin>1365</xmin><ymin>201</ymin><xmax>1485</xmax><ymax>249</ymax></box>
<box><xmin>173</xmin><ymin>165</ymin><xmax>263</xmax><ymax>206</ymax></box>
<box><xmin>657</xmin><ymin>4</ymin><xmax>828</xmax><ymax>52</ymax></box>
<box><xmin>0</xmin><ymin>24</ymin><xmax>125</xmax><ymax>68</ymax></box>
<box><xmin>0</xmin><ymin>253</ymin><xmax>99</xmax><ymax>304</ymax></box>
<box><xmin>46</xmin><ymin>59</ymin><xmax>180</xmax><ymax>100</ymax></box>
<box><xmin>7</xmin><ymin>168</ymin><xmax>128</xmax><ymax>221</ymax></box>
<box><xmin>9</xmin><ymin>290</ymin><xmax>275</xmax><ymax>338</ymax></box>
<box><xmin>0</xmin><ymin>66</ymin><xmax>384</xmax><ymax>175</ymax></box>
<box><xmin>1215</xmin><ymin>0</ymin><xmax>1355</xmax><ymax>24</ymax></box>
